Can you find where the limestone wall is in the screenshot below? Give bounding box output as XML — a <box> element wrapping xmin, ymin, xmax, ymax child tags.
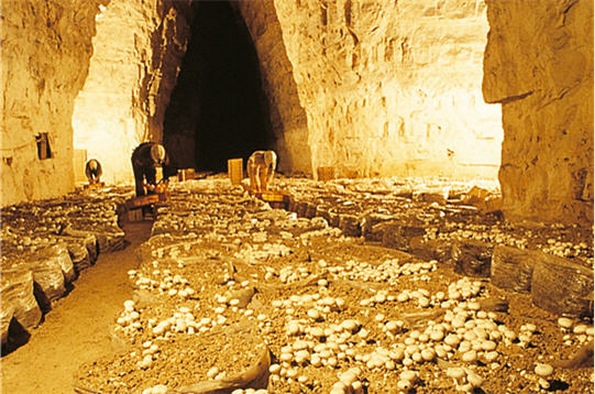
<box><xmin>235</xmin><ymin>0</ymin><xmax>312</xmax><ymax>175</ymax></box>
<box><xmin>268</xmin><ymin>0</ymin><xmax>502</xmax><ymax>179</ymax></box>
<box><xmin>72</xmin><ymin>0</ymin><xmax>195</xmax><ymax>185</ymax></box>
<box><xmin>1</xmin><ymin>0</ymin><xmax>103</xmax><ymax>205</ymax></box>
<box><xmin>3</xmin><ymin>0</ymin><xmax>591</xmax><ymax>228</ymax></box>
<box><xmin>483</xmin><ymin>0</ymin><xmax>594</xmax><ymax>225</ymax></box>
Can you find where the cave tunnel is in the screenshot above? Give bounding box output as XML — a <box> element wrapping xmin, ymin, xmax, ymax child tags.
<box><xmin>1</xmin><ymin>0</ymin><xmax>594</xmax><ymax>391</ymax></box>
<box><xmin>163</xmin><ymin>0</ymin><xmax>274</xmax><ymax>174</ymax></box>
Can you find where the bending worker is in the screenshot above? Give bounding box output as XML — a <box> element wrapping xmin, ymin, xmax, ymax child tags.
<box><xmin>247</xmin><ymin>150</ymin><xmax>277</xmax><ymax>193</ymax></box>
<box><xmin>85</xmin><ymin>159</ymin><xmax>103</xmax><ymax>184</ymax></box>
<box><xmin>131</xmin><ymin>142</ymin><xmax>171</xmax><ymax>197</ymax></box>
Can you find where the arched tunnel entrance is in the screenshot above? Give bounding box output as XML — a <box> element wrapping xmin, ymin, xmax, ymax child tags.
<box><xmin>163</xmin><ymin>0</ymin><xmax>274</xmax><ymax>173</ymax></box>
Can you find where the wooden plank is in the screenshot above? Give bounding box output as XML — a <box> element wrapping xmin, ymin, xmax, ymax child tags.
<box><xmin>126</xmin><ymin>194</ymin><xmax>159</xmax><ymax>208</ymax></box>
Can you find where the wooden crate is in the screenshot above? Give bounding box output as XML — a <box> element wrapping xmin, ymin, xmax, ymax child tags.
<box><xmin>177</xmin><ymin>169</ymin><xmax>196</xmax><ymax>181</ymax></box>
<box><xmin>317</xmin><ymin>166</ymin><xmax>335</xmax><ymax>181</ymax></box>
<box><xmin>84</xmin><ymin>182</ymin><xmax>105</xmax><ymax>189</ymax></box>
<box><xmin>126</xmin><ymin>194</ymin><xmax>160</xmax><ymax>209</ymax></box>
<box><xmin>157</xmin><ymin>191</ymin><xmax>170</xmax><ymax>203</ymax></box>
<box><xmin>258</xmin><ymin>191</ymin><xmax>292</xmax><ymax>210</ymax></box>
<box><xmin>127</xmin><ymin>209</ymin><xmax>144</xmax><ymax>222</ymax></box>
<box><xmin>228</xmin><ymin>158</ymin><xmax>243</xmax><ymax>185</ymax></box>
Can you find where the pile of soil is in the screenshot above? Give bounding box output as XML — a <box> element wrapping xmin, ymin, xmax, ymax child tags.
<box><xmin>73</xmin><ymin>176</ymin><xmax>593</xmax><ymax>393</ymax></box>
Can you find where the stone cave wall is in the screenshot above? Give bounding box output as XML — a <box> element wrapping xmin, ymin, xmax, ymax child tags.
<box><xmin>72</xmin><ymin>0</ymin><xmax>196</xmax><ymax>185</ymax></box>
<box><xmin>243</xmin><ymin>0</ymin><xmax>503</xmax><ymax>179</ymax></box>
<box><xmin>1</xmin><ymin>0</ymin><xmax>105</xmax><ymax>206</ymax></box>
<box><xmin>2</xmin><ymin>0</ymin><xmax>498</xmax><ymax>205</ymax></box>
<box><xmin>2</xmin><ymin>0</ymin><xmax>592</xmax><ymax>229</ymax></box>
<box><xmin>483</xmin><ymin>0</ymin><xmax>594</xmax><ymax>225</ymax></box>
<box><xmin>235</xmin><ymin>0</ymin><xmax>312</xmax><ymax>175</ymax></box>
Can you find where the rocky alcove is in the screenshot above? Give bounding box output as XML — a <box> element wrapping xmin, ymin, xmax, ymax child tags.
<box><xmin>163</xmin><ymin>1</ymin><xmax>274</xmax><ymax>172</ymax></box>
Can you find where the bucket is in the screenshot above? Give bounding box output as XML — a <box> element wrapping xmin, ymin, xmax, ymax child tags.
<box><xmin>228</xmin><ymin>158</ymin><xmax>243</xmax><ymax>185</ymax></box>
<box><xmin>317</xmin><ymin>166</ymin><xmax>335</xmax><ymax>181</ymax></box>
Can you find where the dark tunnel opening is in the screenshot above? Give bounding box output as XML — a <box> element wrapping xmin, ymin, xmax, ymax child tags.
<box><xmin>163</xmin><ymin>0</ymin><xmax>274</xmax><ymax>173</ymax></box>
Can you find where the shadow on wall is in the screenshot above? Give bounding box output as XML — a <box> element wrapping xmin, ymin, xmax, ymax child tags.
<box><xmin>163</xmin><ymin>0</ymin><xmax>274</xmax><ymax>173</ymax></box>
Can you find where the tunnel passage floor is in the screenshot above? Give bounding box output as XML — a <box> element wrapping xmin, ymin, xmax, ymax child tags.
<box><xmin>1</xmin><ymin>221</ymin><xmax>152</xmax><ymax>394</ymax></box>
<box><xmin>1</xmin><ymin>175</ymin><xmax>593</xmax><ymax>393</ymax></box>
<box><xmin>75</xmin><ymin>176</ymin><xmax>592</xmax><ymax>393</ymax></box>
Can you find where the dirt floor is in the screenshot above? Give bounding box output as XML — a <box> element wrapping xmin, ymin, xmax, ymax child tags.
<box><xmin>0</xmin><ymin>221</ymin><xmax>152</xmax><ymax>394</ymax></box>
<box><xmin>0</xmin><ymin>176</ymin><xmax>593</xmax><ymax>394</ymax></box>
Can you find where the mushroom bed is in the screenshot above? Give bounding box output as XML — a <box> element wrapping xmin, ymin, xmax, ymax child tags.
<box><xmin>3</xmin><ymin>176</ymin><xmax>594</xmax><ymax>393</ymax></box>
